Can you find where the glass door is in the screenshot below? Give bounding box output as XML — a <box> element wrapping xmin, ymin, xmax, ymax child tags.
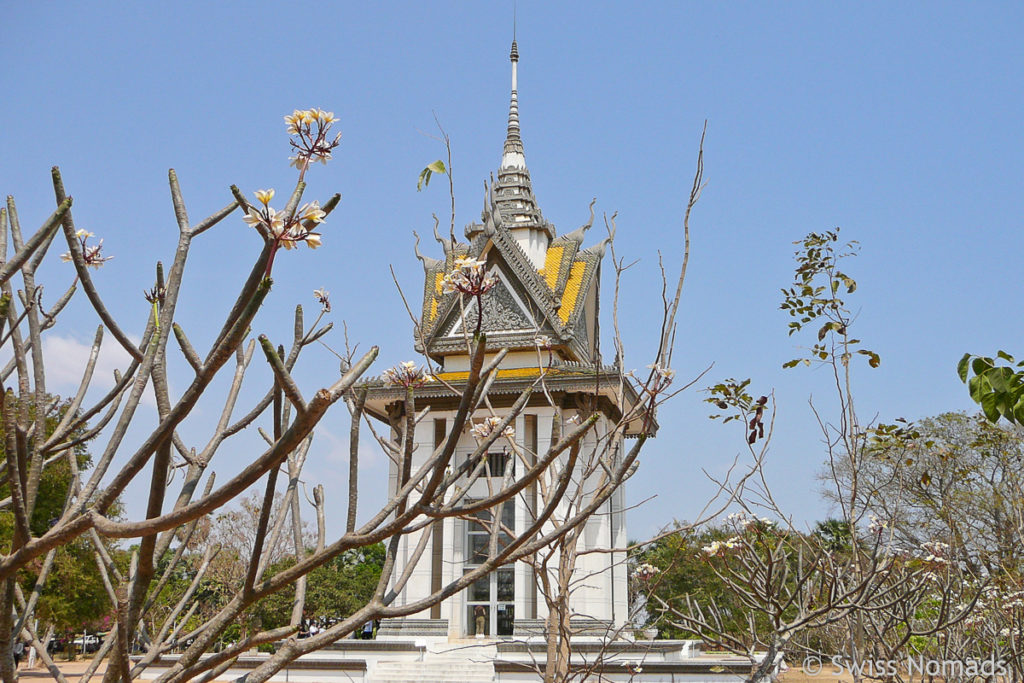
<box><xmin>465</xmin><ymin>567</ymin><xmax>515</xmax><ymax>636</ymax></box>
<box><xmin>465</xmin><ymin>500</ymin><xmax>516</xmax><ymax>637</ymax></box>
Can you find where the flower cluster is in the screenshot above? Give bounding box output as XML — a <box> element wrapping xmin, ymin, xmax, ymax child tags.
<box><xmin>919</xmin><ymin>540</ymin><xmax>951</xmax><ymax>566</ymax></box>
<box><xmin>725</xmin><ymin>511</ymin><xmax>774</xmax><ymax>532</ymax></box>
<box><xmin>313</xmin><ymin>287</ymin><xmax>331</xmax><ymax>313</ymax></box>
<box><xmin>382</xmin><ymin>361</ymin><xmax>433</xmax><ymax>388</ymax></box>
<box><xmin>961</xmin><ymin>587</ymin><xmax>1024</xmax><ymax>631</ymax></box>
<box><xmin>634</xmin><ymin>562</ymin><xmax>660</xmax><ymax>581</ymax></box>
<box><xmin>441</xmin><ymin>257</ymin><xmax>497</xmax><ymax>297</ymax></box>
<box><xmin>243</xmin><ymin>189</ymin><xmax>325</xmax><ymax>250</ymax></box>
<box><xmin>702</xmin><ymin>537</ymin><xmax>742</xmax><ymax>557</ymax></box>
<box><xmin>285</xmin><ymin>108</ymin><xmax>341</xmax><ymax>171</ymax></box>
<box><xmin>629</xmin><ymin>362</ymin><xmax>676</xmax><ymax>401</ymax></box>
<box><xmin>1002</xmin><ymin>590</ymin><xmax>1024</xmax><ymax>611</ymax></box>
<box><xmin>962</xmin><ymin>613</ymin><xmax>986</xmax><ymax>629</ymax></box>
<box><xmin>471</xmin><ymin>416</ymin><xmax>514</xmax><ymax>440</ymax></box>
<box><xmin>647</xmin><ymin>362</ymin><xmax>676</xmax><ymax>382</ymax></box>
<box><xmin>61</xmin><ymin>229</ymin><xmax>112</xmax><ymax>269</ymax></box>
<box><xmin>534</xmin><ymin>335</ymin><xmax>551</xmax><ymax>349</ymax></box>
<box><xmin>867</xmin><ymin>514</ymin><xmax>888</xmax><ymax>535</ymax></box>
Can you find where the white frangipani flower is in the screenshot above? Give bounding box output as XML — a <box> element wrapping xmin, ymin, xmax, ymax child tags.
<box><xmin>285</xmin><ymin>108</ymin><xmax>342</xmax><ymax>171</ymax></box>
<box><xmin>634</xmin><ymin>563</ymin><xmax>660</xmax><ymax>581</ymax></box>
<box><xmin>61</xmin><ymin>230</ymin><xmax>112</xmax><ymax>269</ymax></box>
<box><xmin>313</xmin><ymin>288</ymin><xmax>331</xmax><ymax>312</ymax></box>
<box><xmin>382</xmin><ymin>361</ymin><xmax>433</xmax><ymax>388</ymax></box>
<box><xmin>471</xmin><ymin>416</ymin><xmax>514</xmax><ymax>440</ymax></box>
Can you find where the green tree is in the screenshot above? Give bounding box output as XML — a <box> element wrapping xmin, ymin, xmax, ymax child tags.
<box><xmin>812</xmin><ymin>519</ymin><xmax>853</xmax><ymax>553</ymax></box>
<box><xmin>0</xmin><ymin>398</ymin><xmax>116</xmax><ymax>645</ymax></box>
<box><xmin>847</xmin><ymin>411</ymin><xmax>1024</xmax><ymax>576</ymax></box>
<box><xmin>637</xmin><ymin>525</ymin><xmax>767</xmax><ymax>641</ymax></box>
<box><xmin>255</xmin><ymin>543</ymin><xmax>385</xmax><ymax>630</ymax></box>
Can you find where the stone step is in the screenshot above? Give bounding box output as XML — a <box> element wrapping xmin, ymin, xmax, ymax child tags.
<box><xmin>368</xmin><ymin>675</ymin><xmax>494</xmax><ymax>682</ymax></box>
<box><xmin>369</xmin><ymin>679</ymin><xmax>493</xmax><ymax>683</ymax></box>
<box><xmin>368</xmin><ymin>658</ymin><xmax>494</xmax><ymax>683</ymax></box>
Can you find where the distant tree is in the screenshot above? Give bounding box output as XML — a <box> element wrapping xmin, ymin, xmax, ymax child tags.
<box><xmin>255</xmin><ymin>543</ymin><xmax>385</xmax><ymax>631</ymax></box>
<box><xmin>636</xmin><ymin>524</ymin><xmax>770</xmax><ymax>641</ymax></box>
<box><xmin>838</xmin><ymin>411</ymin><xmax>1024</xmax><ymax>576</ymax></box>
<box><xmin>203</xmin><ymin>492</ymin><xmax>313</xmax><ymax>596</ymax></box>
<box><xmin>0</xmin><ymin>398</ymin><xmax>117</xmax><ymax>652</ymax></box>
<box><xmin>812</xmin><ymin>519</ymin><xmax>852</xmax><ymax>553</ymax></box>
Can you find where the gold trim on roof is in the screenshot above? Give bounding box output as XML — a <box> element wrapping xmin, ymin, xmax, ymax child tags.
<box><xmin>427</xmin><ymin>272</ymin><xmax>445</xmax><ymax>322</ymax></box>
<box><xmin>542</xmin><ymin>245</ymin><xmax>563</xmax><ymax>290</ymax></box>
<box><xmin>433</xmin><ymin>365</ymin><xmax>610</xmax><ymax>382</ymax></box>
<box><xmin>435</xmin><ymin>367</ymin><xmax>545</xmax><ymax>381</ymax></box>
<box><xmin>558</xmin><ymin>261</ymin><xmax>588</xmax><ymax>323</ymax></box>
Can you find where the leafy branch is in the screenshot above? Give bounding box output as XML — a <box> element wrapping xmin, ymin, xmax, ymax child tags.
<box><xmin>958</xmin><ymin>350</ymin><xmax>1024</xmax><ymax>424</ymax></box>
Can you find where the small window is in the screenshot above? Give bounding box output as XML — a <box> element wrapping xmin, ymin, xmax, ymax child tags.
<box><xmin>487</xmin><ymin>452</ymin><xmax>512</xmax><ymax>477</ymax></box>
<box><xmin>465</xmin><ymin>500</ymin><xmax>515</xmax><ymax>566</ymax></box>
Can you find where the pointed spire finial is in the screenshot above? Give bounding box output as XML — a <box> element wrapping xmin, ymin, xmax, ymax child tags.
<box><xmin>510</xmin><ymin>2</ymin><xmax>519</xmax><ymax>64</ymax></box>
<box><xmin>493</xmin><ymin>18</ymin><xmax>554</xmax><ymax>255</ymax></box>
<box><xmin>502</xmin><ymin>33</ymin><xmax>523</xmax><ymax>169</ymax></box>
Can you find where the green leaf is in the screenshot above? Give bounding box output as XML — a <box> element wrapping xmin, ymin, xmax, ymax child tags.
<box><xmin>1013</xmin><ymin>395</ymin><xmax>1024</xmax><ymax>425</ymax></box>
<box><xmin>857</xmin><ymin>349</ymin><xmax>880</xmax><ymax>368</ymax></box>
<box><xmin>997</xmin><ymin>350</ymin><xmax>1016</xmax><ymax>363</ymax></box>
<box><xmin>957</xmin><ymin>353</ymin><xmax>971</xmax><ymax>383</ymax></box>
<box><xmin>980</xmin><ymin>391</ymin><xmax>1001</xmax><ymax>422</ymax></box>
<box><xmin>972</xmin><ymin>356</ymin><xmax>995</xmax><ymax>377</ymax></box>
<box><xmin>782</xmin><ymin>359</ymin><xmax>801</xmax><ymax>369</ymax></box>
<box><xmin>416</xmin><ymin>160</ymin><xmax>447</xmax><ymax>192</ymax></box>
<box><xmin>986</xmin><ymin>366</ymin><xmax>1015</xmax><ymax>394</ymax></box>
<box><xmin>967</xmin><ymin>375</ymin><xmax>989</xmax><ymax>405</ymax></box>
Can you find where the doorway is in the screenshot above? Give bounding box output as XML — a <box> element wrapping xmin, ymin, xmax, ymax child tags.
<box><xmin>464</xmin><ymin>499</ymin><xmax>516</xmax><ymax>637</ymax></box>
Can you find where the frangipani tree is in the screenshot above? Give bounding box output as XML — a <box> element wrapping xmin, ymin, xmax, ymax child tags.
<box><xmin>639</xmin><ymin>231</ymin><xmax>982</xmax><ymax>683</ymax></box>
<box><xmin>0</xmin><ymin>106</ymin><xmax>679</xmax><ymax>683</ymax></box>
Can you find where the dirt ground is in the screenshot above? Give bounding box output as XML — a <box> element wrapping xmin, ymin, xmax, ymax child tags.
<box><xmin>17</xmin><ymin>659</ymin><xmax>108</xmax><ymax>681</ymax></box>
<box><xmin>781</xmin><ymin>671</ymin><xmax>851</xmax><ymax>683</ymax></box>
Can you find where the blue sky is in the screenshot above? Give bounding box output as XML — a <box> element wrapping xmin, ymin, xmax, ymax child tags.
<box><xmin>3</xmin><ymin>3</ymin><xmax>1022</xmax><ymax>539</ymax></box>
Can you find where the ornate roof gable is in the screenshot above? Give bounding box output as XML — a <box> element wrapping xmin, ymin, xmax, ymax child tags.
<box><xmin>413</xmin><ymin>40</ymin><xmax>609</xmax><ymax>364</ymax></box>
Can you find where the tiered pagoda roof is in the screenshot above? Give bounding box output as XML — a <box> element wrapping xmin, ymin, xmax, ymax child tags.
<box><xmin>414</xmin><ymin>40</ymin><xmax>611</xmax><ymax>366</ymax></box>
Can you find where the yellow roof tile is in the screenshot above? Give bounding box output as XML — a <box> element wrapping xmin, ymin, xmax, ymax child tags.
<box><xmin>435</xmin><ymin>367</ymin><xmax>545</xmax><ymax>381</ymax></box>
<box><xmin>427</xmin><ymin>272</ymin><xmax>444</xmax><ymax>322</ymax></box>
<box><xmin>542</xmin><ymin>245</ymin><xmax>564</xmax><ymax>291</ymax></box>
<box><xmin>558</xmin><ymin>261</ymin><xmax>587</xmax><ymax>323</ymax></box>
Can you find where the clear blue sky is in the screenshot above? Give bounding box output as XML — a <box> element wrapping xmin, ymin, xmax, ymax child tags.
<box><xmin>3</xmin><ymin>2</ymin><xmax>1022</xmax><ymax>539</ymax></box>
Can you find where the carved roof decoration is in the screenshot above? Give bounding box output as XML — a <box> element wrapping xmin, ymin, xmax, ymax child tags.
<box><xmin>413</xmin><ymin>40</ymin><xmax>609</xmax><ymax>366</ymax></box>
<box><xmin>361</xmin><ymin>362</ymin><xmax>655</xmax><ymax>438</ymax></box>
